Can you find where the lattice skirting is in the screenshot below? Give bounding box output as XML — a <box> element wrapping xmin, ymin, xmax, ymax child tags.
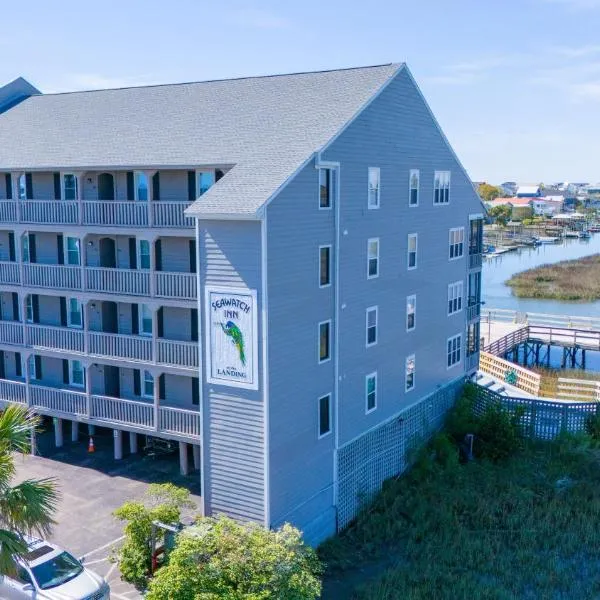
<box><xmin>336</xmin><ymin>378</ymin><xmax>465</xmax><ymax>530</ymax></box>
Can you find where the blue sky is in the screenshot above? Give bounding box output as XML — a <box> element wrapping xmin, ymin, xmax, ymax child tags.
<box><xmin>2</xmin><ymin>0</ymin><xmax>600</xmax><ymax>184</ymax></box>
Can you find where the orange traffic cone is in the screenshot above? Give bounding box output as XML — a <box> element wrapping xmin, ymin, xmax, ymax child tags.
<box><xmin>88</xmin><ymin>437</ymin><xmax>95</xmax><ymax>453</ymax></box>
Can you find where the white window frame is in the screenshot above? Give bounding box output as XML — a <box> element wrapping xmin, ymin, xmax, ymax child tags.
<box><xmin>319</xmin><ymin>245</ymin><xmax>332</xmax><ymax>288</ymax></box>
<box><xmin>447</xmin><ymin>333</ymin><xmax>462</xmax><ymax>369</ymax></box>
<box><xmin>449</xmin><ymin>227</ymin><xmax>465</xmax><ymax>260</ymax></box>
<box><xmin>28</xmin><ymin>355</ymin><xmax>39</xmax><ymax>381</ymax></box>
<box><xmin>409</xmin><ymin>169</ymin><xmax>420</xmax><ymax>207</ymax></box>
<box><xmin>405</xmin><ymin>354</ymin><xmax>415</xmax><ymax>392</ymax></box>
<box><xmin>61</xmin><ymin>173</ymin><xmax>78</xmax><ymax>201</ymax></box>
<box><xmin>138</xmin><ymin>239</ymin><xmax>151</xmax><ymax>270</ymax></box>
<box><xmin>407</xmin><ymin>233</ymin><xmax>418</xmax><ymax>270</ymax></box>
<box><xmin>448</xmin><ymin>281</ymin><xmax>464</xmax><ymax>316</ymax></box>
<box><xmin>142</xmin><ymin>370</ymin><xmax>154</xmax><ymax>399</ymax></box>
<box><xmin>406</xmin><ymin>294</ymin><xmax>416</xmax><ymax>332</ymax></box>
<box><xmin>318</xmin><ymin>320</ymin><xmax>331</xmax><ymax>364</ymax></box>
<box><xmin>139</xmin><ymin>304</ymin><xmax>153</xmax><ymax>337</ymax></box>
<box><xmin>196</xmin><ymin>170</ymin><xmax>215</xmax><ymax>197</ymax></box>
<box><xmin>366</xmin><ymin>306</ymin><xmax>378</xmax><ymax>348</ymax></box>
<box><xmin>64</xmin><ymin>236</ymin><xmax>80</xmax><ymax>266</ymax></box>
<box><xmin>318</xmin><ymin>168</ymin><xmax>332</xmax><ymax>210</ymax></box>
<box><xmin>318</xmin><ymin>393</ymin><xmax>332</xmax><ymax>439</ymax></box>
<box><xmin>134</xmin><ymin>171</ymin><xmax>149</xmax><ymax>202</ymax></box>
<box><xmin>18</xmin><ymin>174</ymin><xmax>27</xmax><ymax>200</ymax></box>
<box><xmin>67</xmin><ymin>297</ymin><xmax>83</xmax><ymax>329</ymax></box>
<box><xmin>368</xmin><ymin>167</ymin><xmax>380</xmax><ymax>209</ymax></box>
<box><xmin>365</xmin><ymin>371</ymin><xmax>377</xmax><ymax>414</ymax></box>
<box><xmin>367</xmin><ymin>238</ymin><xmax>379</xmax><ymax>279</ymax></box>
<box><xmin>69</xmin><ymin>360</ymin><xmax>85</xmax><ymax>388</ymax></box>
<box><xmin>434</xmin><ymin>170</ymin><xmax>451</xmax><ymax>205</ymax></box>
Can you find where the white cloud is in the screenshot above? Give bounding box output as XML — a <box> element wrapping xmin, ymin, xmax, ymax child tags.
<box><xmin>552</xmin><ymin>44</ymin><xmax>600</xmax><ymax>57</ymax></box>
<box><xmin>541</xmin><ymin>0</ymin><xmax>600</xmax><ymax>9</ymax></box>
<box><xmin>229</xmin><ymin>8</ymin><xmax>290</xmax><ymax>29</ymax></box>
<box><xmin>571</xmin><ymin>81</ymin><xmax>600</xmax><ymax>100</ymax></box>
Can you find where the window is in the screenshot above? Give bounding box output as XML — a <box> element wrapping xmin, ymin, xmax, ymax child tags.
<box><xmin>140</xmin><ymin>304</ymin><xmax>153</xmax><ymax>336</ymax></box>
<box><xmin>467</xmin><ymin>322</ymin><xmax>480</xmax><ymax>357</ymax></box>
<box><xmin>468</xmin><ymin>271</ymin><xmax>482</xmax><ymax>307</ymax></box>
<box><xmin>319</xmin><ymin>245</ymin><xmax>331</xmax><ymax>287</ymax></box>
<box><xmin>18</xmin><ymin>174</ymin><xmax>26</xmax><ymax>200</ymax></box>
<box><xmin>407</xmin><ymin>233</ymin><xmax>418</xmax><ymax>270</ymax></box>
<box><xmin>405</xmin><ymin>354</ymin><xmax>415</xmax><ymax>392</ymax></box>
<box><xmin>70</xmin><ymin>360</ymin><xmax>84</xmax><ymax>388</ymax></box>
<box><xmin>366</xmin><ymin>372</ymin><xmax>377</xmax><ymax>413</ymax></box>
<box><xmin>318</xmin><ymin>394</ymin><xmax>331</xmax><ymax>437</ymax></box>
<box><xmin>447</xmin><ymin>334</ymin><xmax>462</xmax><ymax>368</ymax></box>
<box><xmin>448</xmin><ymin>281</ymin><xmax>464</xmax><ymax>315</ymax></box>
<box><xmin>67</xmin><ymin>298</ymin><xmax>82</xmax><ymax>328</ymax></box>
<box><xmin>197</xmin><ymin>171</ymin><xmax>215</xmax><ymax>196</ymax></box>
<box><xmin>319</xmin><ymin>169</ymin><xmax>332</xmax><ymax>209</ymax></box>
<box><xmin>139</xmin><ymin>240</ymin><xmax>150</xmax><ymax>270</ymax></box>
<box><xmin>367</xmin><ymin>238</ymin><xmax>379</xmax><ymax>278</ymax></box>
<box><xmin>28</xmin><ymin>355</ymin><xmax>39</xmax><ymax>381</ymax></box>
<box><xmin>469</xmin><ymin>218</ymin><xmax>483</xmax><ymax>255</ymax></box>
<box><xmin>22</xmin><ymin>234</ymin><xmax>30</xmax><ymax>263</ymax></box>
<box><xmin>409</xmin><ymin>169</ymin><xmax>420</xmax><ymax>206</ymax></box>
<box><xmin>62</xmin><ymin>174</ymin><xmax>77</xmax><ymax>200</ymax></box>
<box><xmin>406</xmin><ymin>295</ymin><xmax>416</xmax><ymax>331</ymax></box>
<box><xmin>449</xmin><ymin>227</ymin><xmax>465</xmax><ymax>260</ymax></box>
<box><xmin>65</xmin><ymin>237</ymin><xmax>80</xmax><ymax>265</ymax></box>
<box><xmin>366</xmin><ymin>306</ymin><xmax>378</xmax><ymax>347</ymax></box>
<box><xmin>368</xmin><ymin>167</ymin><xmax>380</xmax><ymax>209</ymax></box>
<box><xmin>143</xmin><ymin>370</ymin><xmax>154</xmax><ymax>398</ymax></box>
<box><xmin>319</xmin><ymin>320</ymin><xmax>331</xmax><ymax>363</ymax></box>
<box><xmin>134</xmin><ymin>171</ymin><xmax>148</xmax><ymax>201</ymax></box>
<box><xmin>25</xmin><ymin>296</ymin><xmax>33</xmax><ymax>323</ymax></box>
<box><xmin>434</xmin><ymin>171</ymin><xmax>450</xmax><ymax>204</ymax></box>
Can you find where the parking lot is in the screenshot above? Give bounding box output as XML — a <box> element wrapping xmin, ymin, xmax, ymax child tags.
<box><xmin>14</xmin><ymin>422</ymin><xmax>202</xmax><ymax>600</ymax></box>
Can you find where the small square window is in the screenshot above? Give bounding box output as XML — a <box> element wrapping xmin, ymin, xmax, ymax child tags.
<box><xmin>409</xmin><ymin>169</ymin><xmax>419</xmax><ymax>206</ymax></box>
<box><xmin>318</xmin><ymin>394</ymin><xmax>331</xmax><ymax>437</ymax></box>
<box><xmin>319</xmin><ymin>169</ymin><xmax>332</xmax><ymax>209</ymax></box>
<box><xmin>447</xmin><ymin>334</ymin><xmax>462</xmax><ymax>368</ymax></box>
<box><xmin>406</xmin><ymin>295</ymin><xmax>416</xmax><ymax>331</ymax></box>
<box><xmin>143</xmin><ymin>370</ymin><xmax>154</xmax><ymax>398</ymax></box>
<box><xmin>449</xmin><ymin>227</ymin><xmax>465</xmax><ymax>260</ymax></box>
<box><xmin>434</xmin><ymin>171</ymin><xmax>451</xmax><ymax>204</ymax></box>
<box><xmin>368</xmin><ymin>167</ymin><xmax>380</xmax><ymax>209</ymax></box>
<box><xmin>139</xmin><ymin>240</ymin><xmax>151</xmax><ymax>270</ymax></box>
<box><xmin>405</xmin><ymin>354</ymin><xmax>415</xmax><ymax>392</ymax></box>
<box><xmin>407</xmin><ymin>234</ymin><xmax>418</xmax><ymax>270</ymax></box>
<box><xmin>367</xmin><ymin>238</ymin><xmax>379</xmax><ymax>278</ymax></box>
<box><xmin>319</xmin><ymin>321</ymin><xmax>331</xmax><ymax>363</ymax></box>
<box><xmin>366</xmin><ymin>372</ymin><xmax>377</xmax><ymax>413</ymax></box>
<box><xmin>366</xmin><ymin>307</ymin><xmax>378</xmax><ymax>347</ymax></box>
<box><xmin>319</xmin><ymin>246</ymin><xmax>331</xmax><ymax>287</ymax></box>
<box><xmin>448</xmin><ymin>281</ymin><xmax>464</xmax><ymax>315</ymax></box>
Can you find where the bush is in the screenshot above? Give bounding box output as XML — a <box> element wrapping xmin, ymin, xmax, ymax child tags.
<box><xmin>585</xmin><ymin>411</ymin><xmax>600</xmax><ymax>440</ymax></box>
<box><xmin>477</xmin><ymin>401</ymin><xmax>524</xmax><ymax>462</ymax></box>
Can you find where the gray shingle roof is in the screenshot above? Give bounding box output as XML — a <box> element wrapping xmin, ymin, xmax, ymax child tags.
<box><xmin>0</xmin><ymin>63</ymin><xmax>402</xmax><ymax>217</ymax></box>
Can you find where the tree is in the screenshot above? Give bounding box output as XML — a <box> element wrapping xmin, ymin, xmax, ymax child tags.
<box><xmin>477</xmin><ymin>183</ymin><xmax>503</xmax><ymax>202</ymax></box>
<box><xmin>0</xmin><ymin>406</ymin><xmax>58</xmax><ymax>574</ymax></box>
<box><xmin>146</xmin><ymin>516</ymin><xmax>323</xmax><ymax>600</ymax></box>
<box><xmin>488</xmin><ymin>204</ymin><xmax>512</xmax><ymax>227</ymax></box>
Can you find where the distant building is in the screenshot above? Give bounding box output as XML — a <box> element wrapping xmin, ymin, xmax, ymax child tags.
<box><xmin>500</xmin><ymin>181</ymin><xmax>517</xmax><ymax>196</ymax></box>
<box><xmin>516</xmin><ymin>185</ymin><xmax>541</xmax><ymax>198</ymax></box>
<box><xmin>485</xmin><ymin>197</ymin><xmax>533</xmax><ymax>220</ymax></box>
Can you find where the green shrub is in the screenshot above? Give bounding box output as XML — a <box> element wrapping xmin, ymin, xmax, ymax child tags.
<box><xmin>477</xmin><ymin>401</ymin><xmax>524</xmax><ymax>462</ymax></box>
<box><xmin>585</xmin><ymin>411</ymin><xmax>600</xmax><ymax>440</ymax></box>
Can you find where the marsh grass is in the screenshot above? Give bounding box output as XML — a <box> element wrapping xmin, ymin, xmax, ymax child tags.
<box><xmin>321</xmin><ymin>436</ymin><xmax>600</xmax><ymax>599</ymax></box>
<box><xmin>505</xmin><ymin>254</ymin><xmax>600</xmax><ymax>301</ymax></box>
<box><xmin>531</xmin><ymin>367</ymin><xmax>600</xmax><ymax>399</ymax></box>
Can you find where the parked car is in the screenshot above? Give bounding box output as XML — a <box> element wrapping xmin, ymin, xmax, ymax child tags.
<box><xmin>0</xmin><ymin>536</ymin><xmax>109</xmax><ymax>599</ymax></box>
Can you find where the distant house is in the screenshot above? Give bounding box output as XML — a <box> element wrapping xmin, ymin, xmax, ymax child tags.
<box><xmin>486</xmin><ymin>197</ymin><xmax>533</xmax><ymax>221</ymax></box>
<box><xmin>516</xmin><ymin>185</ymin><xmax>541</xmax><ymax>198</ymax></box>
<box><xmin>500</xmin><ymin>181</ymin><xmax>517</xmax><ymax>196</ymax></box>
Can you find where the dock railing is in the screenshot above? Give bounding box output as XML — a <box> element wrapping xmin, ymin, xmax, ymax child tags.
<box><xmin>482</xmin><ymin>308</ymin><xmax>600</xmax><ymax>331</ymax></box>
<box><xmin>479</xmin><ymin>351</ymin><xmax>541</xmax><ymax>396</ymax></box>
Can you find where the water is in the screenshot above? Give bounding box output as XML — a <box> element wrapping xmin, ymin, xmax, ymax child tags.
<box><xmin>483</xmin><ymin>234</ymin><xmax>600</xmax><ymax>317</ymax></box>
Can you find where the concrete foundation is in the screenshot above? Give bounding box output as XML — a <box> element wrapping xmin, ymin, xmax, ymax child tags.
<box><xmin>54</xmin><ymin>418</ymin><xmax>63</xmax><ymax>448</ymax></box>
<box><xmin>113</xmin><ymin>429</ymin><xmax>123</xmax><ymax>460</ymax></box>
<box><xmin>179</xmin><ymin>441</ymin><xmax>189</xmax><ymax>476</ymax></box>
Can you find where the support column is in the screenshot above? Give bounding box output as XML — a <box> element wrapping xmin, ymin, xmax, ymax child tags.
<box><xmin>11</xmin><ymin>172</ymin><xmax>22</xmax><ymax>222</ymax></box>
<box><xmin>71</xmin><ymin>420</ymin><xmax>79</xmax><ymax>442</ymax></box>
<box><xmin>85</xmin><ymin>362</ymin><xmax>92</xmax><ymax>418</ymax></box>
<box><xmin>114</xmin><ymin>429</ymin><xmax>123</xmax><ymax>460</ymax></box>
<box><xmin>54</xmin><ymin>417</ymin><xmax>64</xmax><ymax>448</ymax></box>
<box><xmin>129</xmin><ymin>432</ymin><xmax>138</xmax><ymax>454</ymax></box>
<box><xmin>153</xmin><ymin>370</ymin><xmax>160</xmax><ymax>431</ymax></box>
<box><xmin>76</xmin><ymin>172</ymin><xmax>84</xmax><ymax>225</ymax></box>
<box><xmin>88</xmin><ymin>424</ymin><xmax>95</xmax><ymax>435</ymax></box>
<box><xmin>151</xmin><ymin>308</ymin><xmax>158</xmax><ymax>363</ymax></box>
<box><xmin>145</xmin><ymin>170</ymin><xmax>156</xmax><ymax>228</ymax></box>
<box><xmin>192</xmin><ymin>444</ymin><xmax>200</xmax><ymax>471</ymax></box>
<box><xmin>179</xmin><ymin>441</ymin><xmax>189</xmax><ymax>475</ymax></box>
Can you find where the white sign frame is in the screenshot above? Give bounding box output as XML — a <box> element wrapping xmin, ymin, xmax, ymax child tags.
<box><xmin>204</xmin><ymin>286</ymin><xmax>259</xmax><ymax>390</ymax></box>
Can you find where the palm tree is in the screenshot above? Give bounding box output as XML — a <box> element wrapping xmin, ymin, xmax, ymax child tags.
<box><xmin>0</xmin><ymin>405</ymin><xmax>59</xmax><ymax>574</ymax></box>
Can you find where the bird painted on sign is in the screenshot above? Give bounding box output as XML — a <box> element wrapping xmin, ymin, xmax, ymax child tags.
<box><xmin>221</xmin><ymin>321</ymin><xmax>246</xmax><ymax>365</ymax></box>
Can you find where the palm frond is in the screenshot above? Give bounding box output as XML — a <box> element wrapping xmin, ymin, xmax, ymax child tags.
<box><xmin>0</xmin><ymin>406</ymin><xmax>39</xmax><ymax>454</ymax></box>
<box><xmin>0</xmin><ymin>529</ymin><xmax>28</xmax><ymax>575</ymax></box>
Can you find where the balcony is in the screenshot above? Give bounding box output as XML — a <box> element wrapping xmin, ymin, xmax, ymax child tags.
<box><xmin>0</xmin><ymin>380</ymin><xmax>200</xmax><ymax>439</ymax></box>
<box><xmin>155</xmin><ymin>272</ymin><xmax>197</xmax><ymax>300</ymax></box>
<box><xmin>0</xmin><ymin>200</ymin><xmax>194</xmax><ymax>228</ymax></box>
<box><xmin>469</xmin><ymin>253</ymin><xmax>483</xmax><ymax>269</ymax></box>
<box><xmin>23</xmin><ymin>263</ymin><xmax>82</xmax><ymax>290</ymax></box>
<box><xmin>0</xmin><ymin>261</ymin><xmax>20</xmax><ymax>284</ymax></box>
<box><xmin>88</xmin><ymin>331</ymin><xmax>153</xmax><ymax>362</ymax></box>
<box><xmin>27</xmin><ymin>324</ymin><xmax>85</xmax><ymax>353</ymax></box>
<box><xmin>85</xmin><ymin>267</ymin><xmax>150</xmax><ymax>296</ymax></box>
<box><xmin>0</xmin><ymin>321</ymin><xmax>24</xmax><ymax>346</ymax></box>
<box><xmin>467</xmin><ymin>303</ymin><xmax>481</xmax><ymax>321</ymax></box>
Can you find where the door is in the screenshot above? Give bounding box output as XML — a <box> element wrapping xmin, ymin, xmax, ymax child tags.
<box><xmin>104</xmin><ymin>365</ymin><xmax>120</xmax><ymax>397</ymax></box>
<box><xmin>98</xmin><ymin>237</ymin><xmax>116</xmax><ymax>268</ymax></box>
<box><xmin>101</xmin><ymin>301</ymin><xmax>118</xmax><ymax>334</ymax></box>
<box><xmin>1</xmin><ymin>566</ymin><xmax>35</xmax><ymax>599</ymax></box>
<box><xmin>97</xmin><ymin>173</ymin><xmax>115</xmax><ymax>201</ymax></box>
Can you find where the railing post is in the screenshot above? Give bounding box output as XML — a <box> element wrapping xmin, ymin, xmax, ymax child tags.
<box><xmin>85</xmin><ymin>366</ymin><xmax>92</xmax><ymax>419</ymax></box>
<box><xmin>153</xmin><ymin>374</ymin><xmax>160</xmax><ymax>431</ymax></box>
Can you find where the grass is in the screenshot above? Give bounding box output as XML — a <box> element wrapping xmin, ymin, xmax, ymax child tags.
<box><xmin>320</xmin><ymin>421</ymin><xmax>600</xmax><ymax>598</ymax></box>
<box><xmin>505</xmin><ymin>254</ymin><xmax>600</xmax><ymax>301</ymax></box>
<box><xmin>531</xmin><ymin>367</ymin><xmax>600</xmax><ymax>399</ymax></box>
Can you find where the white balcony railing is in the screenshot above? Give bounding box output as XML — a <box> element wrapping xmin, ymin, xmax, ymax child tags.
<box><xmin>27</xmin><ymin>324</ymin><xmax>85</xmax><ymax>353</ymax></box>
<box><xmin>159</xmin><ymin>406</ymin><xmax>200</xmax><ymax>438</ymax></box>
<box><xmin>155</xmin><ymin>272</ymin><xmax>197</xmax><ymax>300</ymax></box>
<box><xmin>0</xmin><ymin>261</ymin><xmax>21</xmax><ymax>285</ymax></box>
<box><xmin>152</xmin><ymin>202</ymin><xmax>194</xmax><ymax>228</ymax></box>
<box><xmin>30</xmin><ymin>384</ymin><xmax>88</xmax><ymax>416</ymax></box>
<box><xmin>21</xmin><ymin>201</ymin><xmax>79</xmax><ymax>225</ymax></box>
<box><xmin>156</xmin><ymin>339</ymin><xmax>199</xmax><ymax>368</ymax></box>
<box><xmin>0</xmin><ymin>321</ymin><xmax>24</xmax><ymax>346</ymax></box>
<box><xmin>88</xmin><ymin>331</ymin><xmax>153</xmax><ymax>362</ymax></box>
<box><xmin>90</xmin><ymin>394</ymin><xmax>154</xmax><ymax>428</ymax></box>
<box><xmin>0</xmin><ymin>379</ymin><xmax>27</xmax><ymax>405</ymax></box>
<box><xmin>85</xmin><ymin>267</ymin><xmax>150</xmax><ymax>296</ymax></box>
<box><xmin>23</xmin><ymin>263</ymin><xmax>82</xmax><ymax>290</ymax></box>
<box><xmin>0</xmin><ymin>201</ymin><xmax>17</xmax><ymax>222</ymax></box>
<box><xmin>82</xmin><ymin>201</ymin><xmax>148</xmax><ymax>227</ymax></box>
